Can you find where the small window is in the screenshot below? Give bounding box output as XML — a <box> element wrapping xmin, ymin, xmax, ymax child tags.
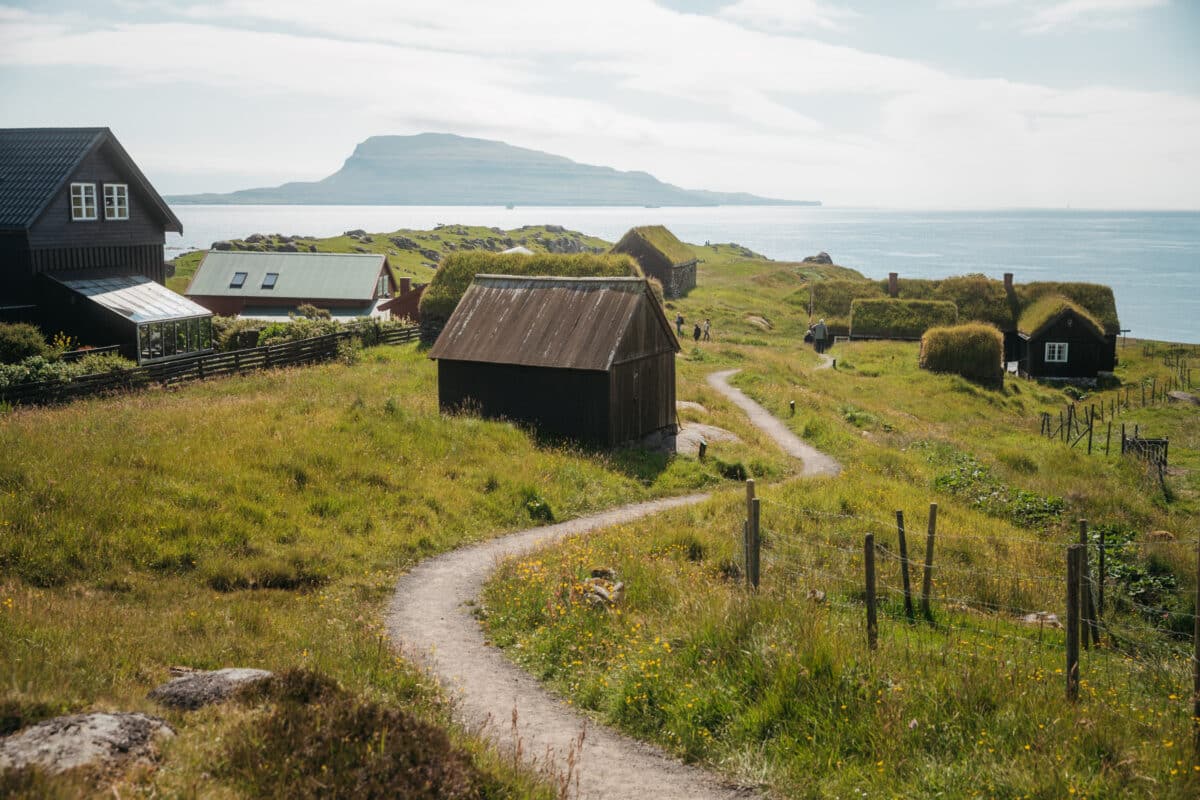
<box><xmin>103</xmin><ymin>184</ymin><xmax>129</xmax><ymax>220</ymax></box>
<box><xmin>229</xmin><ymin>272</ymin><xmax>248</xmax><ymax>289</ymax></box>
<box><xmin>262</xmin><ymin>272</ymin><xmax>279</xmax><ymax>289</ymax></box>
<box><xmin>377</xmin><ymin>274</ymin><xmax>390</xmax><ymax>297</ymax></box>
<box><xmin>1045</xmin><ymin>342</ymin><xmax>1069</xmax><ymax>363</ymax></box>
<box><xmin>70</xmin><ymin>183</ymin><xmax>97</xmax><ymax>220</ymax></box>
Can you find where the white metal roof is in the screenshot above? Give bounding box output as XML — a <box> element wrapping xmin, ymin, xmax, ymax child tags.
<box><xmin>50</xmin><ymin>273</ymin><xmax>211</xmax><ymax>324</ymax></box>
<box><xmin>187</xmin><ymin>251</ymin><xmax>389</xmax><ymax>301</ymax></box>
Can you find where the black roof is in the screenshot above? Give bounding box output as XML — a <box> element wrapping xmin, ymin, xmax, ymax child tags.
<box><xmin>0</xmin><ymin>127</ymin><xmax>182</xmax><ymax>233</ymax></box>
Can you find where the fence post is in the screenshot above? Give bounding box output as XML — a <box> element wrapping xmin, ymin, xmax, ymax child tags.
<box><xmin>750</xmin><ymin>497</ymin><xmax>761</xmax><ymax>590</ymax></box>
<box><xmin>921</xmin><ymin>503</ymin><xmax>938</xmax><ymax>622</ymax></box>
<box><xmin>1097</xmin><ymin>525</ymin><xmax>1105</xmax><ymax>617</ymax></box>
<box><xmin>1066</xmin><ymin>544</ymin><xmax>1081</xmax><ymax>702</ymax></box>
<box><xmin>1105</xmin><ymin>421</ymin><xmax>1112</xmax><ymax>457</ymax></box>
<box><xmin>1087</xmin><ymin>415</ymin><xmax>1094</xmax><ymax>455</ymax></box>
<box><xmin>896</xmin><ymin>510</ymin><xmax>914</xmax><ymax>623</ymax></box>
<box><xmin>865</xmin><ymin>533</ymin><xmax>878</xmax><ymax>650</ymax></box>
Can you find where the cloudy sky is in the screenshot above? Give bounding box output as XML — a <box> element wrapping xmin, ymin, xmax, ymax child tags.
<box><xmin>2</xmin><ymin>0</ymin><xmax>1198</xmax><ymax>207</ymax></box>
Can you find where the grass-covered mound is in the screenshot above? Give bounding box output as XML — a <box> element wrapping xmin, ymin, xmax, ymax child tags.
<box><xmin>919</xmin><ymin>323</ymin><xmax>1004</xmax><ymax>385</ymax></box>
<box><xmin>418</xmin><ymin>252</ymin><xmax>642</xmax><ymax>343</ymax></box>
<box><xmin>796</xmin><ymin>279</ymin><xmax>886</xmax><ymax>335</ymax></box>
<box><xmin>850</xmin><ymin>298</ymin><xmax>958</xmax><ymax>339</ymax></box>
<box><xmin>884</xmin><ymin>274</ymin><xmax>1015</xmax><ymax>329</ymax></box>
<box><xmin>1018</xmin><ymin>288</ymin><xmax>1112</xmax><ymax>335</ymax></box>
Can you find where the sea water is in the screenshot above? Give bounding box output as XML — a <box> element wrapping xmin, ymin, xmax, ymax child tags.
<box><xmin>167</xmin><ymin>206</ymin><xmax>1200</xmax><ymax>344</ymax></box>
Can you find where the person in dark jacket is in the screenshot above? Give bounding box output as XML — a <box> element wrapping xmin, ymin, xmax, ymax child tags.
<box><xmin>693</xmin><ymin>322</ymin><xmax>702</xmax><ymax>342</ymax></box>
<box><xmin>812</xmin><ymin>318</ymin><xmax>828</xmax><ymax>353</ymax></box>
<box><xmin>675</xmin><ymin>313</ymin><xmax>684</xmax><ymax>335</ymax></box>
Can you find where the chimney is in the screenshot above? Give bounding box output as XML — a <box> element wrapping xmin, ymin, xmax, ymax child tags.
<box><xmin>1003</xmin><ymin>273</ymin><xmax>1014</xmax><ymax>292</ymax></box>
<box><xmin>399</xmin><ymin>277</ymin><xmax>412</xmax><ymax>295</ymax></box>
<box><xmin>888</xmin><ymin>272</ymin><xmax>899</xmax><ymax>298</ymax></box>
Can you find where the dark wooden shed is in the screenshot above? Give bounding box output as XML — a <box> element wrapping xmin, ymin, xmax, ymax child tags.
<box><xmin>428</xmin><ymin>275</ymin><xmax>679</xmax><ymax>446</ymax></box>
<box><xmin>610</xmin><ymin>225</ymin><xmax>697</xmax><ymax>298</ymax></box>
<box><xmin>1017</xmin><ymin>296</ymin><xmax>1116</xmax><ymax>380</ymax></box>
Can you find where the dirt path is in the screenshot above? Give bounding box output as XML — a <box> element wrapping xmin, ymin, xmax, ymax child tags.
<box><xmin>386</xmin><ymin>370</ymin><xmax>835</xmax><ymax>799</ymax></box>
<box><xmin>706</xmin><ymin>369</ymin><xmax>841</xmax><ymax>477</ymax></box>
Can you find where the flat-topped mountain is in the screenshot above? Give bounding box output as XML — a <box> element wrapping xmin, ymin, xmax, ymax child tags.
<box><xmin>167</xmin><ymin>133</ymin><xmax>819</xmax><ymax>207</ymax></box>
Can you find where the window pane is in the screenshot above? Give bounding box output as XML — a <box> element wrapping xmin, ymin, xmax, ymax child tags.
<box><xmin>163</xmin><ymin>322</ymin><xmax>176</xmax><ymax>357</ymax></box>
<box><xmin>139</xmin><ymin>325</ymin><xmax>151</xmax><ymax>361</ymax></box>
<box><xmin>150</xmin><ymin>324</ymin><xmax>163</xmax><ymax>359</ymax></box>
<box><xmin>176</xmin><ymin>321</ymin><xmax>188</xmax><ymax>353</ymax></box>
<box><xmin>104</xmin><ymin>184</ymin><xmax>129</xmax><ymax>220</ymax></box>
<box><xmin>230</xmin><ymin>272</ymin><xmax>248</xmax><ymax>289</ymax></box>
<box><xmin>200</xmin><ymin>318</ymin><xmax>212</xmax><ymax>349</ymax></box>
<box><xmin>262</xmin><ymin>272</ymin><xmax>278</xmax><ymax>289</ymax></box>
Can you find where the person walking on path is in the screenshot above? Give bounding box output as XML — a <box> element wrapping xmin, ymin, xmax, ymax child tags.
<box><xmin>675</xmin><ymin>312</ymin><xmax>684</xmax><ymax>336</ymax></box>
<box><xmin>693</xmin><ymin>322</ymin><xmax>702</xmax><ymax>342</ymax></box>
<box><xmin>702</xmin><ymin>318</ymin><xmax>711</xmax><ymax>341</ymax></box>
<box><xmin>812</xmin><ymin>318</ymin><xmax>828</xmax><ymax>354</ymax></box>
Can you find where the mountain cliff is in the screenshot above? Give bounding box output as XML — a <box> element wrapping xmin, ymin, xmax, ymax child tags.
<box><xmin>167</xmin><ymin>133</ymin><xmax>818</xmax><ymax>207</ymax></box>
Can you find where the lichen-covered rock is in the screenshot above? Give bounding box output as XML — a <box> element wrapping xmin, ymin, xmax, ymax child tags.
<box><xmin>0</xmin><ymin>712</ymin><xmax>173</xmax><ymax>774</ymax></box>
<box><xmin>148</xmin><ymin>668</ymin><xmax>273</xmax><ymax>711</ymax></box>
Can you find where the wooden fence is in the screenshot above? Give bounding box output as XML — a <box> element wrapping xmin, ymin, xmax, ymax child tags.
<box><xmin>1</xmin><ymin>324</ymin><xmax>419</xmax><ymax>407</ymax></box>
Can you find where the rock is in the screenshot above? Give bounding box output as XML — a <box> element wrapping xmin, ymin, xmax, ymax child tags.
<box><xmin>361</xmin><ymin>235</ymin><xmax>374</xmax><ymax>243</ymax></box>
<box><xmin>419</xmin><ymin>248</ymin><xmax>441</xmax><ymax>262</ymax></box>
<box><xmin>674</xmin><ymin>423</ymin><xmax>741</xmax><ymax>457</ymax></box>
<box><xmin>1146</xmin><ymin>530</ymin><xmax>1176</xmax><ymax>542</ymax></box>
<box><xmin>745</xmin><ymin>314</ymin><xmax>773</xmax><ymax>331</ymax></box>
<box><xmin>802</xmin><ymin>251</ymin><xmax>832</xmax><ymax>265</ymax></box>
<box><xmin>1167</xmin><ymin>391</ymin><xmax>1198</xmax><ymax>405</ymax></box>
<box><xmin>211</xmin><ymin>240</ymin><xmax>233</xmax><ymax>251</ymax></box>
<box><xmin>0</xmin><ymin>712</ymin><xmax>173</xmax><ymax>774</ymax></box>
<box><xmin>353</xmin><ymin>246</ymin><xmax>368</xmax><ymax>253</ymax></box>
<box><xmin>274</xmin><ymin>243</ymin><xmax>298</xmax><ymax>252</ymax></box>
<box><xmin>148</xmin><ymin>667</ymin><xmax>273</xmax><ymax>710</ymax></box>
<box><xmin>581</xmin><ymin>574</ymin><xmax>624</xmax><ymax>607</ymax></box>
<box><xmin>544</xmin><ymin>224</ymin><xmax>566</xmax><ymax>233</ymax></box>
<box><xmin>344</xmin><ymin>229</ymin><xmax>367</xmax><ymax>238</ymax></box>
<box><xmin>1020</xmin><ymin>612</ymin><xmax>1062</xmax><ymax>629</ymax></box>
<box><xmin>676</xmin><ymin>401</ymin><xmax>708</xmax><ymax>415</ymax></box>
<box><xmin>390</xmin><ymin>236</ymin><xmax>420</xmax><ymax>251</ymax></box>
<box><xmin>308</xmin><ymin>244</ymin><xmax>317</xmax><ymax>252</ymax></box>
<box><xmin>245</xmin><ymin>233</ymin><xmax>266</xmax><ymax>244</ymax></box>
<box><xmin>590</xmin><ymin>568</ymin><xmax>618</xmax><ymax>580</ymax></box>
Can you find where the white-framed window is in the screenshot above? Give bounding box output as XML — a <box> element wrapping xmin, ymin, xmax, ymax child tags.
<box><xmin>103</xmin><ymin>184</ymin><xmax>129</xmax><ymax>220</ymax></box>
<box><xmin>377</xmin><ymin>274</ymin><xmax>390</xmax><ymax>297</ymax></box>
<box><xmin>1045</xmin><ymin>342</ymin><xmax>1069</xmax><ymax>363</ymax></box>
<box><xmin>70</xmin><ymin>183</ymin><xmax>97</xmax><ymax>221</ymax></box>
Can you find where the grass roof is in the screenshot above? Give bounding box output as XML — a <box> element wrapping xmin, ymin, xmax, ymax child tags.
<box><xmin>850</xmin><ymin>298</ymin><xmax>958</xmax><ymax>339</ymax></box>
<box><xmin>627</xmin><ymin>225</ymin><xmax>696</xmax><ymax>267</ymax></box>
<box><xmin>1017</xmin><ymin>294</ymin><xmax>1105</xmax><ymax>337</ymax></box>
<box><xmin>1017</xmin><ymin>282</ymin><xmax>1119</xmax><ymax>334</ymax></box>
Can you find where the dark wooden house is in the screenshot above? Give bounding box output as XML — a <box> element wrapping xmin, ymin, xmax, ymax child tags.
<box><xmin>186</xmin><ymin>251</ymin><xmax>398</xmax><ymax>320</ymax></box>
<box><xmin>1016</xmin><ymin>295</ymin><xmax>1116</xmax><ymax>380</ymax></box>
<box><xmin>0</xmin><ymin>127</ymin><xmax>215</xmax><ymax>363</ymax></box>
<box><xmin>610</xmin><ymin>225</ymin><xmax>697</xmax><ymax>298</ymax></box>
<box><xmin>428</xmin><ymin>275</ymin><xmax>679</xmax><ymax>446</ymax></box>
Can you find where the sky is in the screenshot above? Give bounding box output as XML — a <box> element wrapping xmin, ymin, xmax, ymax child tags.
<box><xmin>1</xmin><ymin>0</ymin><xmax>1198</xmax><ymax>208</ymax></box>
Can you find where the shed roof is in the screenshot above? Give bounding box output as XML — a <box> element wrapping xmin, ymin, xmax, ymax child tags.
<box><xmin>613</xmin><ymin>225</ymin><xmax>696</xmax><ymax>267</ymax></box>
<box><xmin>428</xmin><ymin>275</ymin><xmax>678</xmax><ymax>371</ymax></box>
<box><xmin>0</xmin><ymin>127</ymin><xmax>182</xmax><ymax>233</ymax></box>
<box><xmin>50</xmin><ymin>273</ymin><xmax>211</xmax><ymax>324</ymax></box>
<box><xmin>187</xmin><ymin>251</ymin><xmax>393</xmax><ymax>301</ymax></box>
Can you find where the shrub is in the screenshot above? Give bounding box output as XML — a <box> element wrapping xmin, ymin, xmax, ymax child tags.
<box><xmin>211</xmin><ymin>316</ymin><xmax>264</xmax><ymax>351</ymax></box>
<box><xmin>920</xmin><ymin>323</ymin><xmax>1004</xmax><ymax>386</ymax></box>
<box><xmin>256</xmin><ymin>317</ymin><xmax>341</xmax><ymax>346</ymax></box>
<box><xmin>0</xmin><ymin>323</ymin><xmax>50</xmax><ymax>364</ymax></box>
<box><xmin>418</xmin><ymin>252</ymin><xmax>642</xmax><ymax>343</ymax></box>
<box><xmin>850</xmin><ymin>298</ymin><xmax>958</xmax><ymax>339</ymax></box>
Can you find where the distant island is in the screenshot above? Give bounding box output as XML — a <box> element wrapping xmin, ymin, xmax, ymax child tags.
<box><xmin>166</xmin><ymin>133</ymin><xmax>820</xmax><ymax>207</ymax></box>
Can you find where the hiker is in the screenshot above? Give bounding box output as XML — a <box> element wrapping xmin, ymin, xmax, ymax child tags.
<box><xmin>812</xmin><ymin>318</ymin><xmax>828</xmax><ymax>353</ymax></box>
<box><xmin>675</xmin><ymin>312</ymin><xmax>684</xmax><ymax>335</ymax></box>
<box><xmin>693</xmin><ymin>322</ymin><xmax>702</xmax><ymax>342</ymax></box>
<box><xmin>702</xmin><ymin>318</ymin><xmax>711</xmax><ymax>341</ymax></box>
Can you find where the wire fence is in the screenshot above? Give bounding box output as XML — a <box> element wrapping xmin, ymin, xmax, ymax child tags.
<box><xmin>735</xmin><ymin>479</ymin><xmax>1200</xmax><ymax>749</ymax></box>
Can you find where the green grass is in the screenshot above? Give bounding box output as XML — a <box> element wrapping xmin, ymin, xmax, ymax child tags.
<box><xmin>0</xmin><ymin>342</ymin><xmax>786</xmax><ymax>795</ymax></box>
<box><xmin>849</xmin><ymin>298</ymin><xmax>958</xmax><ymax>339</ymax></box>
<box><xmin>483</xmin><ymin>298</ymin><xmax>1200</xmax><ymax>797</ymax></box>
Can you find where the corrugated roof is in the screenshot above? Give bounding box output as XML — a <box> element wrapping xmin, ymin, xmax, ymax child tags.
<box><xmin>0</xmin><ymin>127</ymin><xmax>182</xmax><ymax>232</ymax></box>
<box><xmin>50</xmin><ymin>273</ymin><xmax>212</xmax><ymax>324</ymax></box>
<box><xmin>429</xmin><ymin>275</ymin><xmax>676</xmax><ymax>371</ymax></box>
<box><xmin>187</xmin><ymin>251</ymin><xmax>390</xmax><ymax>301</ymax></box>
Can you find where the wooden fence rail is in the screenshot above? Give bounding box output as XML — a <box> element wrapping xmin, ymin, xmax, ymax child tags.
<box><xmin>1</xmin><ymin>324</ymin><xmax>419</xmax><ymax>407</ymax></box>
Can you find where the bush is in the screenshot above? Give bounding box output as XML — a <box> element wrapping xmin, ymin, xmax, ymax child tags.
<box><xmin>850</xmin><ymin>298</ymin><xmax>958</xmax><ymax>339</ymax></box>
<box><xmin>257</xmin><ymin>317</ymin><xmax>340</xmax><ymax>346</ymax></box>
<box><xmin>211</xmin><ymin>316</ymin><xmax>265</xmax><ymax>351</ymax></box>
<box><xmin>0</xmin><ymin>323</ymin><xmax>50</xmax><ymax>364</ymax></box>
<box><xmin>418</xmin><ymin>252</ymin><xmax>642</xmax><ymax>343</ymax></box>
<box><xmin>920</xmin><ymin>323</ymin><xmax>1004</xmax><ymax>386</ymax></box>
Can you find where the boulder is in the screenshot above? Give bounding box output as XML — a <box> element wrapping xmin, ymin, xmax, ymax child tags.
<box><xmin>245</xmin><ymin>233</ymin><xmax>266</xmax><ymax>244</ymax></box>
<box><xmin>1020</xmin><ymin>612</ymin><xmax>1062</xmax><ymax>629</ymax></box>
<box><xmin>0</xmin><ymin>712</ymin><xmax>173</xmax><ymax>774</ymax></box>
<box><xmin>802</xmin><ymin>251</ymin><xmax>833</xmax><ymax>265</ymax></box>
<box><xmin>211</xmin><ymin>241</ymin><xmax>233</xmax><ymax>251</ymax></box>
<box><xmin>344</xmin><ymin>229</ymin><xmax>367</xmax><ymax>238</ymax></box>
<box><xmin>308</xmin><ymin>244</ymin><xmax>318</xmax><ymax>252</ymax></box>
<box><xmin>148</xmin><ymin>667</ymin><xmax>273</xmax><ymax>711</ymax></box>
<box><xmin>274</xmin><ymin>243</ymin><xmax>298</xmax><ymax>252</ymax></box>
<box><xmin>1167</xmin><ymin>391</ymin><xmax>1198</xmax><ymax>405</ymax></box>
<box><xmin>544</xmin><ymin>224</ymin><xmax>566</xmax><ymax>233</ymax></box>
<box><xmin>675</xmin><ymin>401</ymin><xmax>708</xmax><ymax>415</ymax></box>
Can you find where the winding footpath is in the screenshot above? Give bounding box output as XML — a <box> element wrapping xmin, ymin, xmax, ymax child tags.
<box><xmin>386</xmin><ymin>369</ymin><xmax>840</xmax><ymax>799</ymax></box>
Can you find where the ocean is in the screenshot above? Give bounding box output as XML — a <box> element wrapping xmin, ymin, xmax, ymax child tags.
<box><xmin>167</xmin><ymin>206</ymin><xmax>1200</xmax><ymax>344</ymax></box>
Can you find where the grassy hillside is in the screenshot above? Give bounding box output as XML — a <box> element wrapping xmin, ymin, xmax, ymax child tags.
<box><xmin>0</xmin><ymin>342</ymin><xmax>791</xmax><ymax>796</ymax></box>
<box><xmin>483</xmin><ymin>258</ymin><xmax>1200</xmax><ymax>797</ymax></box>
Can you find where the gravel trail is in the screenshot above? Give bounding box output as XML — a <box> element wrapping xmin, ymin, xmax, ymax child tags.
<box><xmin>386</xmin><ymin>370</ymin><xmax>835</xmax><ymax>798</ymax></box>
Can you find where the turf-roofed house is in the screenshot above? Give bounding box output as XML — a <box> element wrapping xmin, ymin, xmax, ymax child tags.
<box><xmin>1015</xmin><ymin>294</ymin><xmax>1117</xmax><ymax>381</ymax></box>
<box><xmin>186</xmin><ymin>251</ymin><xmax>399</xmax><ymax>321</ymax></box>
<box><xmin>610</xmin><ymin>225</ymin><xmax>697</xmax><ymax>298</ymax></box>
<box><xmin>429</xmin><ymin>275</ymin><xmax>680</xmax><ymax>447</ymax></box>
<box><xmin>0</xmin><ymin>127</ymin><xmax>214</xmax><ymax>364</ymax></box>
